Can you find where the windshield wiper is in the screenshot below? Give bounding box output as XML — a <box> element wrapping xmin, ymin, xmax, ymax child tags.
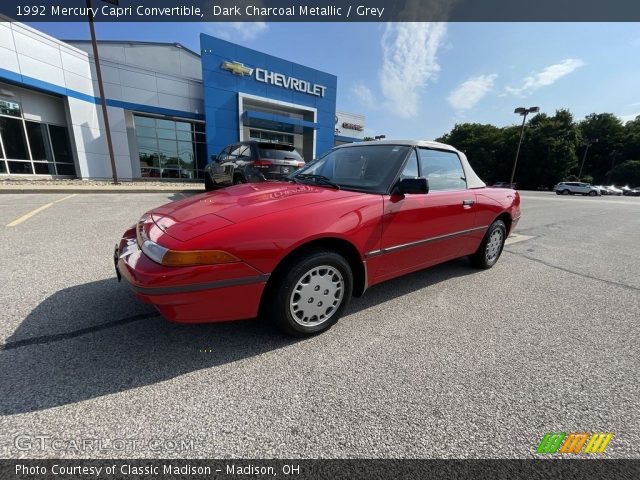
<box><xmin>292</xmin><ymin>174</ymin><xmax>341</xmax><ymax>189</ymax></box>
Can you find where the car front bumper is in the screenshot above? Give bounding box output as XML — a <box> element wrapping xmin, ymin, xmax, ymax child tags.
<box><xmin>114</xmin><ymin>227</ymin><xmax>268</xmax><ymax>323</ymax></box>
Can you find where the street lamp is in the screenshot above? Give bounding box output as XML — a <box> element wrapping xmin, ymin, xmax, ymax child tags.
<box><xmin>510</xmin><ymin>106</ymin><xmax>540</xmax><ymax>186</ymax></box>
<box><xmin>578</xmin><ymin>138</ymin><xmax>598</xmax><ymax>179</ymax></box>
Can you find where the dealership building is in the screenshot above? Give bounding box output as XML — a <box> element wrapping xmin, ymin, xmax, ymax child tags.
<box><xmin>0</xmin><ymin>20</ymin><xmax>365</xmax><ymax>180</ymax></box>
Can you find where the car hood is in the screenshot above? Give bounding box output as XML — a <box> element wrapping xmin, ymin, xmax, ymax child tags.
<box><xmin>150</xmin><ymin>182</ymin><xmax>363</xmax><ymax>241</ymax></box>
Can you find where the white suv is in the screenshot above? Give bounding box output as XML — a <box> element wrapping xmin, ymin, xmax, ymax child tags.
<box><xmin>554</xmin><ymin>182</ymin><xmax>600</xmax><ymax>196</ymax></box>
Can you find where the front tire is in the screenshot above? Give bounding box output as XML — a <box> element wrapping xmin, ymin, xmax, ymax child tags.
<box><xmin>204</xmin><ymin>174</ymin><xmax>214</xmax><ymax>191</ymax></box>
<box><xmin>589</xmin><ymin>190</ymin><xmax>597</xmax><ymax>196</ymax></box>
<box><xmin>265</xmin><ymin>250</ymin><xmax>353</xmax><ymax>337</ymax></box>
<box><xmin>561</xmin><ymin>189</ymin><xmax>570</xmax><ymax>195</ymax></box>
<box><xmin>233</xmin><ymin>174</ymin><xmax>246</xmax><ymax>185</ymax></box>
<box><xmin>469</xmin><ymin>220</ymin><xmax>507</xmax><ymax>269</ymax></box>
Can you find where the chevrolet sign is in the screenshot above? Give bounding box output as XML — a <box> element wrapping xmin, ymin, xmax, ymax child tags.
<box><xmin>255</xmin><ymin>68</ymin><xmax>326</xmax><ymax>97</ymax></box>
<box><xmin>221</xmin><ymin>60</ymin><xmax>326</xmax><ymax>97</ymax></box>
<box><xmin>221</xmin><ymin>61</ymin><xmax>254</xmax><ymax>76</ymax></box>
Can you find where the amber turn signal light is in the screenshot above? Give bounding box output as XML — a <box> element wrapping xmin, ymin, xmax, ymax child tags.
<box><xmin>160</xmin><ymin>249</ymin><xmax>240</xmax><ymax>267</ymax></box>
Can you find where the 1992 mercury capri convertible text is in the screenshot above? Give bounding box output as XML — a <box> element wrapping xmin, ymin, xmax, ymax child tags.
<box><xmin>115</xmin><ymin>140</ymin><xmax>520</xmax><ymax>336</ymax></box>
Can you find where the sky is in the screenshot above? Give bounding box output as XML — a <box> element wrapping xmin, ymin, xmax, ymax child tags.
<box><xmin>31</xmin><ymin>21</ymin><xmax>640</xmax><ymax>140</ymax></box>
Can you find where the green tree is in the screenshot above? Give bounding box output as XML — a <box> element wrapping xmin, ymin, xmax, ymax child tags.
<box><xmin>578</xmin><ymin>113</ymin><xmax>626</xmax><ymax>183</ymax></box>
<box><xmin>516</xmin><ymin>109</ymin><xmax>581</xmax><ymax>189</ymax></box>
<box><xmin>608</xmin><ymin>160</ymin><xmax>640</xmax><ymax>186</ymax></box>
<box><xmin>623</xmin><ymin>116</ymin><xmax>640</xmax><ymax>161</ymax></box>
<box><xmin>436</xmin><ymin>123</ymin><xmax>506</xmax><ymax>183</ymax></box>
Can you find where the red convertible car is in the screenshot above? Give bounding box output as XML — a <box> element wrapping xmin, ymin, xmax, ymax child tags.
<box><xmin>115</xmin><ymin>141</ymin><xmax>520</xmax><ymax>336</ymax></box>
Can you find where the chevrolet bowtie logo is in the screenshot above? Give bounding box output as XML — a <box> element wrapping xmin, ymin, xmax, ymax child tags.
<box><xmin>221</xmin><ymin>61</ymin><xmax>254</xmax><ymax>76</ymax></box>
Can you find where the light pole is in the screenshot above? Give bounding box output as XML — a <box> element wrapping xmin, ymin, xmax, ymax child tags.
<box><xmin>578</xmin><ymin>138</ymin><xmax>598</xmax><ymax>180</ymax></box>
<box><xmin>87</xmin><ymin>0</ymin><xmax>119</xmax><ymax>184</ymax></box>
<box><xmin>510</xmin><ymin>106</ymin><xmax>540</xmax><ymax>187</ymax></box>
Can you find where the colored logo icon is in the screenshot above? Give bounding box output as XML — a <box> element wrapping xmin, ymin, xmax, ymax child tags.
<box><xmin>536</xmin><ymin>432</ymin><xmax>613</xmax><ymax>454</ymax></box>
<box><xmin>221</xmin><ymin>61</ymin><xmax>254</xmax><ymax>76</ymax></box>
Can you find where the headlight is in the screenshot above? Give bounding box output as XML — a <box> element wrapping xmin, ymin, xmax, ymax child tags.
<box><xmin>138</xmin><ymin>214</ymin><xmax>239</xmax><ymax>267</ymax></box>
<box><xmin>142</xmin><ymin>241</ymin><xmax>240</xmax><ymax>267</ymax></box>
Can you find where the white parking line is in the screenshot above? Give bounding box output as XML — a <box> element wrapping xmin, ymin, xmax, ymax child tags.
<box><xmin>505</xmin><ymin>234</ymin><xmax>534</xmax><ymax>245</ymax></box>
<box><xmin>5</xmin><ymin>194</ymin><xmax>77</xmax><ymax>227</ymax></box>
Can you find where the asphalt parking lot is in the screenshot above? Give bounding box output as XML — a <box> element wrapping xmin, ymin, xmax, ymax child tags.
<box><xmin>0</xmin><ymin>190</ymin><xmax>638</xmax><ymax>459</ymax></box>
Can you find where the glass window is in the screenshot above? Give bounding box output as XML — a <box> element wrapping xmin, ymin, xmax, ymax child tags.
<box><xmin>8</xmin><ymin>161</ymin><xmax>33</xmax><ymax>174</ymax></box>
<box><xmin>139</xmin><ymin>149</ymin><xmax>159</xmax><ymax>169</ymax></box>
<box><xmin>134</xmin><ymin>115</ymin><xmax>206</xmax><ymax>180</ymax></box>
<box><xmin>136</xmin><ymin>126</ymin><xmax>157</xmax><ymax>138</ymax></box>
<box><xmin>176</xmin><ymin>130</ymin><xmax>192</xmax><ymax>142</ymax></box>
<box><xmin>257</xmin><ymin>143</ymin><xmax>302</xmax><ymax>160</ymax></box>
<box><xmin>141</xmin><ymin>167</ymin><xmax>160</xmax><ymax>178</ymax></box>
<box><xmin>25</xmin><ymin>121</ymin><xmax>51</xmax><ymax>161</ymax></box>
<box><xmin>0</xmin><ymin>99</ymin><xmax>21</xmax><ymax>117</ymax></box>
<box><xmin>55</xmin><ymin>163</ymin><xmax>76</xmax><ymax>176</ymax></box>
<box><xmin>175</xmin><ymin>121</ymin><xmax>191</xmax><ymax>132</ymax></box>
<box><xmin>295</xmin><ymin>145</ymin><xmax>411</xmax><ymax>193</ymax></box>
<box><xmin>0</xmin><ymin>117</ymin><xmax>30</xmax><ymax>160</ymax></box>
<box><xmin>156</xmin><ymin>119</ymin><xmax>175</xmax><ymax>130</ymax></box>
<box><xmin>178</xmin><ymin>141</ymin><xmax>194</xmax><ymax>169</ymax></box>
<box><xmin>400</xmin><ymin>150</ymin><xmax>419</xmax><ymax>178</ymax></box>
<box><xmin>134</xmin><ymin>116</ymin><xmax>156</xmax><ymax>127</ymax></box>
<box><xmin>218</xmin><ymin>147</ymin><xmax>231</xmax><ymax>161</ymax></box>
<box><xmin>417</xmin><ymin>148</ymin><xmax>466</xmax><ymax>191</ymax></box>
<box><xmin>236</xmin><ymin>145</ymin><xmax>251</xmax><ymax>159</ymax></box>
<box><xmin>157</xmin><ymin>128</ymin><xmax>176</xmax><ymax>140</ymax></box>
<box><xmin>195</xmin><ymin>142</ymin><xmax>208</xmax><ymax>170</ymax></box>
<box><xmin>49</xmin><ymin>125</ymin><xmax>72</xmax><ymax>163</ymax></box>
<box><xmin>228</xmin><ymin>145</ymin><xmax>243</xmax><ymax>159</ymax></box>
<box><xmin>33</xmin><ymin>162</ymin><xmax>56</xmax><ymax>175</ymax></box>
<box><xmin>0</xmin><ymin>161</ymin><xmax>6</xmax><ymax>173</ymax></box>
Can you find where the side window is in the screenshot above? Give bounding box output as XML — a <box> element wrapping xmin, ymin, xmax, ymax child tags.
<box><xmin>218</xmin><ymin>147</ymin><xmax>231</xmax><ymax>161</ymax></box>
<box><xmin>236</xmin><ymin>145</ymin><xmax>251</xmax><ymax>159</ymax></box>
<box><xmin>228</xmin><ymin>145</ymin><xmax>242</xmax><ymax>160</ymax></box>
<box><xmin>418</xmin><ymin>148</ymin><xmax>466</xmax><ymax>191</ymax></box>
<box><xmin>400</xmin><ymin>150</ymin><xmax>419</xmax><ymax>179</ymax></box>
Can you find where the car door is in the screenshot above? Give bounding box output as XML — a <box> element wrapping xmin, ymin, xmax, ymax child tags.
<box><xmin>373</xmin><ymin>147</ymin><xmax>480</xmax><ymax>282</ymax></box>
<box><xmin>209</xmin><ymin>146</ymin><xmax>234</xmax><ymax>186</ymax></box>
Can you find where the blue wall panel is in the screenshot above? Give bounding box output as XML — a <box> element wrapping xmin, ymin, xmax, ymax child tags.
<box><xmin>200</xmin><ymin>34</ymin><xmax>337</xmax><ymax>163</ymax></box>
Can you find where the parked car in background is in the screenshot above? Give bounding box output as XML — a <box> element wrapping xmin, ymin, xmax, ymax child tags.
<box><xmin>554</xmin><ymin>182</ymin><xmax>600</xmax><ymax>196</ymax></box>
<box><xmin>621</xmin><ymin>186</ymin><xmax>640</xmax><ymax>196</ymax></box>
<box><xmin>605</xmin><ymin>185</ymin><xmax>623</xmax><ymax>196</ymax></box>
<box><xmin>116</xmin><ymin>140</ymin><xmax>520</xmax><ymax>337</ymax></box>
<box><xmin>632</xmin><ymin>187</ymin><xmax>640</xmax><ymax>196</ymax></box>
<box><xmin>594</xmin><ymin>185</ymin><xmax>609</xmax><ymax>195</ymax></box>
<box><xmin>204</xmin><ymin>141</ymin><xmax>305</xmax><ymax>190</ymax></box>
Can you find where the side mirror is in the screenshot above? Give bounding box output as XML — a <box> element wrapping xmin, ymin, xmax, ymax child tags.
<box><xmin>395</xmin><ymin>177</ymin><xmax>429</xmax><ymax>195</ymax></box>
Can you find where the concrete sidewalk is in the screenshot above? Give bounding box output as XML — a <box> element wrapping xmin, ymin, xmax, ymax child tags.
<box><xmin>0</xmin><ymin>180</ymin><xmax>204</xmax><ymax>194</ymax></box>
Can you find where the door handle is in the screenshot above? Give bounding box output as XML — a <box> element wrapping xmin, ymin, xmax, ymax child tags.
<box><xmin>462</xmin><ymin>199</ymin><xmax>475</xmax><ymax>206</ymax></box>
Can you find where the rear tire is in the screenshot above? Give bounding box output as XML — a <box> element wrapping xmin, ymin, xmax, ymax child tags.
<box><xmin>469</xmin><ymin>220</ymin><xmax>507</xmax><ymax>269</ymax></box>
<box><xmin>264</xmin><ymin>249</ymin><xmax>353</xmax><ymax>337</ymax></box>
<box><xmin>589</xmin><ymin>190</ymin><xmax>597</xmax><ymax>196</ymax></box>
<box><xmin>562</xmin><ymin>189</ymin><xmax>570</xmax><ymax>195</ymax></box>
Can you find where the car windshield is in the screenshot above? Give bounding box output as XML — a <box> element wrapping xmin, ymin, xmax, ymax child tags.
<box><xmin>257</xmin><ymin>143</ymin><xmax>303</xmax><ymax>160</ymax></box>
<box><xmin>291</xmin><ymin>144</ymin><xmax>411</xmax><ymax>193</ymax></box>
